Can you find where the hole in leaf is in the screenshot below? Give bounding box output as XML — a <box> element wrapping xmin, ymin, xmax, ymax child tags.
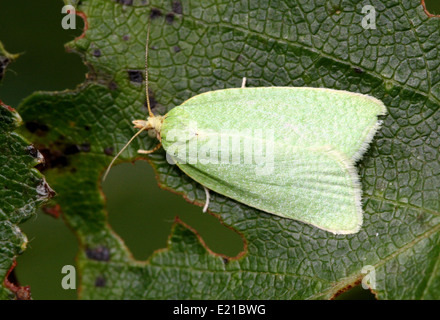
<box><xmin>334</xmin><ymin>284</ymin><xmax>376</xmax><ymax>300</ymax></box>
<box><xmin>15</xmin><ymin>212</ymin><xmax>78</xmax><ymax>300</ymax></box>
<box><xmin>102</xmin><ymin>161</ymin><xmax>244</xmax><ymax>261</ymax></box>
<box><xmin>0</xmin><ymin>0</ymin><xmax>86</xmax><ymax>106</ymax></box>
<box><xmin>423</xmin><ymin>0</ymin><xmax>440</xmax><ymax>15</ymax></box>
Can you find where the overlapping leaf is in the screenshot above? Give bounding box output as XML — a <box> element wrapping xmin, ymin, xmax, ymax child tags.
<box><xmin>0</xmin><ymin>42</ymin><xmax>53</xmax><ymax>299</ymax></box>
<box><xmin>17</xmin><ymin>0</ymin><xmax>440</xmax><ymax>299</ymax></box>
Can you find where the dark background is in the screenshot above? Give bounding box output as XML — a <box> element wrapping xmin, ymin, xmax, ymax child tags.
<box><xmin>0</xmin><ymin>0</ymin><xmax>439</xmax><ymax>300</ymax></box>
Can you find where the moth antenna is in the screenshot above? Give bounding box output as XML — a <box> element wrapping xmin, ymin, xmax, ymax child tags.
<box><xmin>102</xmin><ymin>126</ymin><xmax>148</xmax><ymax>181</ymax></box>
<box><xmin>103</xmin><ymin>22</ymin><xmax>154</xmax><ymax>181</ymax></box>
<box><xmin>145</xmin><ymin>22</ymin><xmax>154</xmax><ymax>118</ymax></box>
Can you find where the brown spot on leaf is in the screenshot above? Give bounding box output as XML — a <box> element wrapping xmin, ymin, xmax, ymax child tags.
<box><xmin>92</xmin><ymin>49</ymin><xmax>102</xmax><ymax>57</ymax></box>
<box><xmin>127</xmin><ymin>70</ymin><xmax>143</xmax><ymax>83</ymax></box>
<box><xmin>104</xmin><ymin>147</ymin><xmax>114</xmax><ymax>155</ymax></box>
<box><xmin>36</xmin><ymin>148</ymin><xmax>68</xmax><ymax>171</ymax></box>
<box><xmin>64</xmin><ymin>144</ymin><xmax>81</xmax><ymax>155</ymax></box>
<box><xmin>80</xmin><ymin>143</ymin><xmax>91</xmax><ymax>152</ymax></box>
<box><xmin>95</xmin><ymin>276</ymin><xmax>106</xmax><ymax>287</ymax></box>
<box><xmin>150</xmin><ymin>8</ymin><xmax>162</xmax><ymax>19</ymax></box>
<box><xmin>25</xmin><ymin>121</ymin><xmax>49</xmax><ymax>136</ymax></box>
<box><xmin>35</xmin><ymin>141</ymin><xmax>91</xmax><ymax>172</ymax></box>
<box><xmin>172</xmin><ymin>0</ymin><xmax>183</xmax><ymax>14</ymax></box>
<box><xmin>115</xmin><ymin>0</ymin><xmax>133</xmax><ymax>5</ymax></box>
<box><xmin>166</xmin><ymin>13</ymin><xmax>175</xmax><ymax>24</ymax></box>
<box><xmin>108</xmin><ymin>81</ymin><xmax>118</xmax><ymax>91</ymax></box>
<box><xmin>86</xmin><ymin>246</ymin><xmax>111</xmax><ymax>261</ymax></box>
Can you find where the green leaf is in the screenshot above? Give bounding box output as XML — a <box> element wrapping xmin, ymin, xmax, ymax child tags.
<box><xmin>0</xmin><ymin>42</ymin><xmax>54</xmax><ymax>300</ymax></box>
<box><xmin>17</xmin><ymin>0</ymin><xmax>440</xmax><ymax>299</ymax></box>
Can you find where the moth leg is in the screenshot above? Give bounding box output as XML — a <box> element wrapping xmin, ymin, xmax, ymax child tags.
<box><xmin>138</xmin><ymin>143</ymin><xmax>162</xmax><ymax>154</ymax></box>
<box><xmin>241</xmin><ymin>77</ymin><xmax>247</xmax><ymax>88</ymax></box>
<box><xmin>203</xmin><ymin>186</ymin><xmax>210</xmax><ymax>213</ymax></box>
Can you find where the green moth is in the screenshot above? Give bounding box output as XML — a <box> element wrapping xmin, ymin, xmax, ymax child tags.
<box><xmin>104</xmin><ymin>31</ymin><xmax>386</xmax><ymax>235</ymax></box>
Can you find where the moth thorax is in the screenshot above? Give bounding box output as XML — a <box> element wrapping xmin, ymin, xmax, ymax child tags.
<box><xmin>147</xmin><ymin>115</ymin><xmax>164</xmax><ymax>133</ymax></box>
<box><xmin>132</xmin><ymin>115</ymin><xmax>164</xmax><ymax>132</ymax></box>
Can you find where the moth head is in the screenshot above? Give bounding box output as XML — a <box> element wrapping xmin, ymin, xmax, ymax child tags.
<box><xmin>132</xmin><ymin>115</ymin><xmax>164</xmax><ymax>134</ymax></box>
